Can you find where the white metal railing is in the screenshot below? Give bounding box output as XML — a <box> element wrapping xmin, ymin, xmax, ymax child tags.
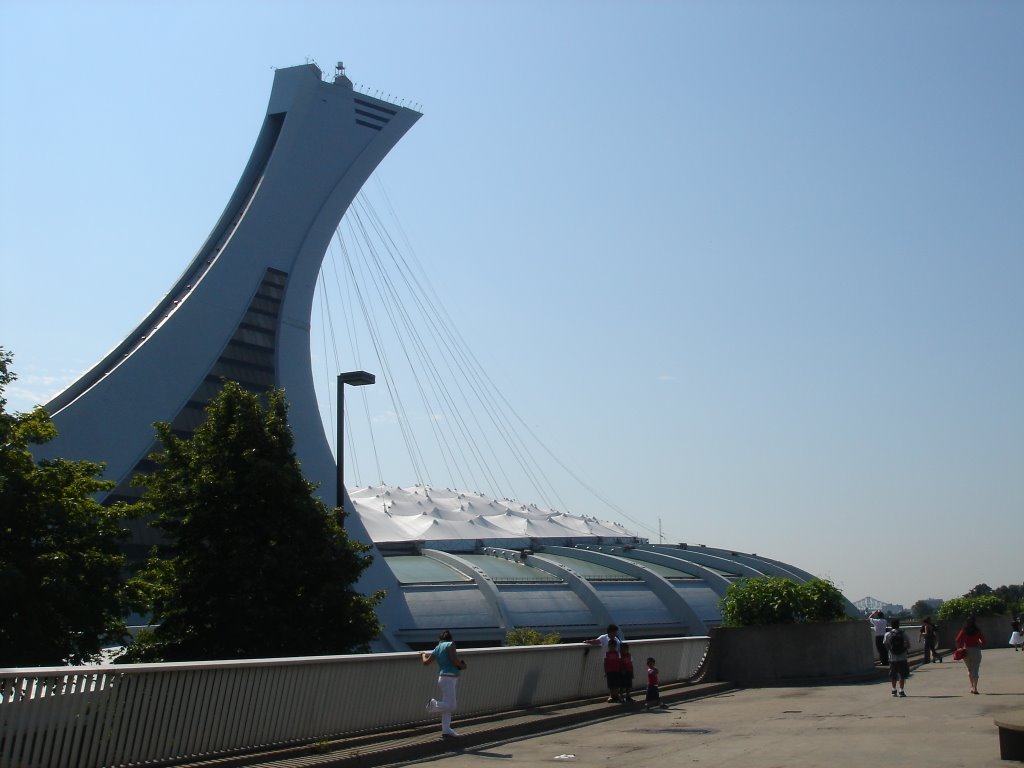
<box><xmin>0</xmin><ymin>636</ymin><xmax>709</xmax><ymax>768</ymax></box>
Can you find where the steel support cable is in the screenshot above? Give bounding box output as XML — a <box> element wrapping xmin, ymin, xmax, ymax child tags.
<box><xmin>325</xmin><ymin>237</ymin><xmax>384</xmax><ymax>485</ymax></box>
<box><xmin>336</xmin><ymin>222</ymin><xmax>427</xmax><ymax>487</ymax></box>
<box><xmin>359</xmin><ymin>195</ymin><xmax>565</xmax><ymax>512</ymax></box>
<box><xmin>354</xmin><ymin>198</ymin><xmax>542</xmax><ymax>505</ymax></box>
<box><xmin>397</xmin><ymin>277</ymin><xmax>570</xmax><ymax>513</ymax></box>
<box><xmin>352</xmin><ymin>194</ymin><xmax>499</xmax><ymax>494</ymax></box>
<box><xmin>353</xmin><ymin>196</ymin><xmax>520</xmax><ymax>499</ymax></box>
<box><xmin>340</xmin><ymin>221</ymin><xmax>434</xmax><ymax>487</ymax></box>
<box><xmin>320</xmin><ymin>249</ymin><xmax>367</xmax><ymax>486</ymax></box>
<box><xmin>371</xmin><ymin>177</ymin><xmax>563</xmax><ymax>504</ymax></box>
<box><xmin>351</xmin><ymin>217</ymin><xmax>461</xmax><ymax>491</ymax></box>
<box><xmin>481</xmin><ymin>379</ymin><xmax>663</xmax><ymax>538</ymax></box>
<box><xmin>360</xmin><ymin>180</ymin><xmax>616</xmax><ymax>522</ymax></box>
<box><xmin>347</xmin><ymin>202</ymin><xmax>484</xmax><ymax>495</ymax></box>
<box><xmin>334</xmin><ymin>223</ymin><xmax>428</xmax><ymax>486</ymax></box>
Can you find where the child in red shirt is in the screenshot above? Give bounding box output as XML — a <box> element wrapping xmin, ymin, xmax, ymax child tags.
<box><xmin>620</xmin><ymin>643</ymin><xmax>635</xmax><ymax>702</ymax></box>
<box><xmin>643</xmin><ymin>657</ymin><xmax>668</xmax><ymax>710</ymax></box>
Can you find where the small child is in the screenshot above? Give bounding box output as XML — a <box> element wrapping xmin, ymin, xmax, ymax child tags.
<box><xmin>620</xmin><ymin>643</ymin><xmax>635</xmax><ymax>702</ymax></box>
<box><xmin>644</xmin><ymin>657</ymin><xmax>668</xmax><ymax>709</ymax></box>
<box><xmin>603</xmin><ymin>638</ymin><xmax>622</xmax><ymax>702</ymax></box>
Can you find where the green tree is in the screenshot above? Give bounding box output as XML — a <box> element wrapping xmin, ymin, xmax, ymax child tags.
<box><xmin>123</xmin><ymin>381</ymin><xmax>381</xmax><ymax>662</ymax></box>
<box><xmin>0</xmin><ymin>348</ymin><xmax>133</xmax><ymax>665</ymax></box>
<box><xmin>505</xmin><ymin>627</ymin><xmax>561</xmax><ymax>646</ymax></box>
<box><xmin>720</xmin><ymin>577</ymin><xmax>848</xmax><ymax>626</ymax></box>
<box><xmin>966</xmin><ymin>583</ymin><xmax>993</xmax><ymax>598</ymax></box>
<box><xmin>936</xmin><ymin>594</ymin><xmax>1005</xmax><ymax>621</ymax></box>
<box><xmin>911</xmin><ymin>599</ymin><xmax>939</xmax><ymax>620</ymax></box>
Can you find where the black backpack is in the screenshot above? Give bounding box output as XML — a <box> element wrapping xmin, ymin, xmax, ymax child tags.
<box><xmin>889</xmin><ymin>629</ymin><xmax>906</xmax><ymax>654</ymax></box>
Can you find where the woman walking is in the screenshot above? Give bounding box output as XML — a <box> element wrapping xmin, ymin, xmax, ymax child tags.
<box><xmin>421</xmin><ymin>630</ymin><xmax>467</xmax><ymax>738</ymax></box>
<box><xmin>954</xmin><ymin>616</ymin><xmax>985</xmax><ymax>694</ymax></box>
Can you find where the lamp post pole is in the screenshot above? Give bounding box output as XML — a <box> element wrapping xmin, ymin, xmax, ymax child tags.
<box><xmin>336</xmin><ymin>370</ymin><xmax>376</xmax><ymax>509</ymax></box>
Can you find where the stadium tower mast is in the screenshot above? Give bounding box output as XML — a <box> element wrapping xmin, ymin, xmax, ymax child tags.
<box><xmin>34</xmin><ymin>62</ymin><xmax>421</xmax><ymax>646</ymax></box>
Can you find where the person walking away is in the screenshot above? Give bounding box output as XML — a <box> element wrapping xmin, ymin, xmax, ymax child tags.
<box><xmin>954</xmin><ymin>615</ymin><xmax>985</xmax><ymax>694</ymax></box>
<box><xmin>869</xmin><ymin>610</ymin><xmax>889</xmax><ymax>666</ymax></box>
<box><xmin>1010</xmin><ymin>617</ymin><xmax>1023</xmax><ymax>651</ymax></box>
<box><xmin>421</xmin><ymin>629</ymin><xmax>467</xmax><ymax>738</ymax></box>
<box><xmin>919</xmin><ymin>616</ymin><xmax>942</xmax><ymax>663</ymax></box>
<box><xmin>620</xmin><ymin>643</ymin><xmax>635</xmax><ymax>702</ymax></box>
<box><xmin>643</xmin><ymin>657</ymin><xmax>668</xmax><ymax>710</ymax></box>
<box><xmin>884</xmin><ymin>618</ymin><xmax>910</xmax><ymax>697</ymax></box>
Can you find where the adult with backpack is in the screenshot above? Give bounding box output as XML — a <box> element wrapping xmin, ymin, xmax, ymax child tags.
<box><xmin>884</xmin><ymin>618</ymin><xmax>910</xmax><ymax>697</ymax></box>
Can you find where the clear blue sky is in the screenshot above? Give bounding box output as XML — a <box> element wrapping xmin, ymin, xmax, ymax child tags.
<box><xmin>2</xmin><ymin>1</ymin><xmax>1021</xmax><ymax>609</ymax></box>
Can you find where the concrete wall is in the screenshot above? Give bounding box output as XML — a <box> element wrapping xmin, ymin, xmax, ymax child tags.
<box><xmin>935</xmin><ymin>614</ymin><xmax>1016</xmax><ymax>650</ymax></box>
<box><xmin>710</xmin><ymin>621</ymin><xmax>877</xmax><ymax>686</ymax></box>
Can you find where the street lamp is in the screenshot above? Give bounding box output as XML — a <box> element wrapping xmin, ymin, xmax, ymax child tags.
<box><xmin>336</xmin><ymin>370</ymin><xmax>375</xmax><ymax>507</ymax></box>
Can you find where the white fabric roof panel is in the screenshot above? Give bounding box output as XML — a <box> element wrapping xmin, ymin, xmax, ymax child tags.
<box><xmin>349</xmin><ymin>485</ymin><xmax>638</xmax><ymax>545</ymax></box>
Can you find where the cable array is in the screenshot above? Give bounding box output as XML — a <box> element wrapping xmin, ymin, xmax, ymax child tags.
<box><xmin>313</xmin><ymin>176</ymin><xmax>663</xmax><ymax>539</ymax></box>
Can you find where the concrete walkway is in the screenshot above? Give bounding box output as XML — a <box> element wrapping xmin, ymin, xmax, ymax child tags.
<box><xmin>181</xmin><ymin>648</ymin><xmax>1024</xmax><ymax>768</ymax></box>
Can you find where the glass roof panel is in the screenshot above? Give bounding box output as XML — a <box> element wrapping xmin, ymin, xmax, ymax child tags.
<box><xmin>459</xmin><ymin>554</ymin><xmax>561</xmax><ymax>582</ymax></box>
<box><xmin>386</xmin><ymin>555</ymin><xmax>471</xmax><ymax>584</ymax></box>
<box><xmin>535</xmin><ymin>554</ymin><xmax>638</xmax><ymax>580</ymax></box>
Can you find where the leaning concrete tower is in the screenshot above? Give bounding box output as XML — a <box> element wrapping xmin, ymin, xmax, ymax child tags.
<box><xmin>33</xmin><ymin>62</ymin><xmax>420</xmax><ymax>646</ymax></box>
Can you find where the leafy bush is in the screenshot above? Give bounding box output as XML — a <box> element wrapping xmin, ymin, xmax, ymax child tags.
<box><xmin>936</xmin><ymin>595</ymin><xmax>1006</xmax><ymax>620</ymax></box>
<box><xmin>799</xmin><ymin>578</ymin><xmax>849</xmax><ymax>622</ymax></box>
<box><xmin>720</xmin><ymin>577</ymin><xmax>848</xmax><ymax>626</ymax></box>
<box><xmin>505</xmin><ymin>627</ymin><xmax>561</xmax><ymax>646</ymax></box>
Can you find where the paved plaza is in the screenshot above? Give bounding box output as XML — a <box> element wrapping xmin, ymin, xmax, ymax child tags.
<box><xmin>398</xmin><ymin>648</ymin><xmax>1024</xmax><ymax>768</ymax></box>
<box><xmin>193</xmin><ymin>648</ymin><xmax>1024</xmax><ymax>768</ymax></box>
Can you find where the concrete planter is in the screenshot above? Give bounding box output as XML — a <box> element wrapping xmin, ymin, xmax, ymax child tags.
<box><xmin>709</xmin><ymin>621</ymin><xmax>875</xmax><ymax>686</ymax></box>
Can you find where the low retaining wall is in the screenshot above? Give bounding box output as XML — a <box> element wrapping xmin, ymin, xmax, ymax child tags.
<box><xmin>710</xmin><ymin>621</ymin><xmax>878</xmax><ymax>686</ymax></box>
<box><xmin>935</xmin><ymin>614</ymin><xmax>1016</xmax><ymax>650</ymax></box>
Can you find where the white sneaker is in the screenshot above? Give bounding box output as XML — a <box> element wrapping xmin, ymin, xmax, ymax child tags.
<box><xmin>441</xmin><ymin>729</ymin><xmax>460</xmax><ymax>738</ymax></box>
<box><xmin>427</xmin><ymin>699</ymin><xmax>437</xmax><ymax>711</ymax></box>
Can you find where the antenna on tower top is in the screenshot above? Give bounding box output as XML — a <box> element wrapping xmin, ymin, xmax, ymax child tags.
<box><xmin>334</xmin><ymin>61</ymin><xmax>353</xmax><ymax>88</ymax></box>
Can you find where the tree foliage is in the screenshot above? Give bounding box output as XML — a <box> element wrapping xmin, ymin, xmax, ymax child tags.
<box><xmin>0</xmin><ymin>348</ymin><xmax>133</xmax><ymax>665</ymax></box>
<box><xmin>504</xmin><ymin>627</ymin><xmax>561</xmax><ymax>646</ymax></box>
<box><xmin>720</xmin><ymin>577</ymin><xmax>848</xmax><ymax>627</ymax></box>
<box><xmin>936</xmin><ymin>594</ymin><xmax>1006</xmax><ymax>621</ymax></box>
<box><xmin>123</xmin><ymin>382</ymin><xmax>381</xmax><ymax>662</ymax></box>
<box><xmin>911</xmin><ymin>599</ymin><xmax>938</xmax><ymax>620</ymax></box>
